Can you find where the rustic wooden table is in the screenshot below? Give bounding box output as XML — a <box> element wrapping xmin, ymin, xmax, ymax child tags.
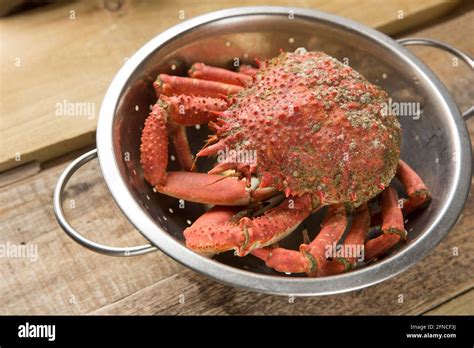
<box><xmin>1</xmin><ymin>1</ymin><xmax>472</xmax><ymax>315</ymax></box>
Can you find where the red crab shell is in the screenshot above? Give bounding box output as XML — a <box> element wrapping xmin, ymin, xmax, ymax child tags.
<box><xmin>209</xmin><ymin>49</ymin><xmax>401</xmax><ymax>206</ymax></box>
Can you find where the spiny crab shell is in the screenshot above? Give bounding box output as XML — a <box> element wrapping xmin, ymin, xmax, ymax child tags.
<box><xmin>212</xmin><ymin>48</ymin><xmax>401</xmax><ymax>206</ymax></box>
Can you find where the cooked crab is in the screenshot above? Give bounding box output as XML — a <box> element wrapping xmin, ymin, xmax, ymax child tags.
<box><xmin>140</xmin><ymin>48</ymin><xmax>431</xmax><ymax>276</ymax></box>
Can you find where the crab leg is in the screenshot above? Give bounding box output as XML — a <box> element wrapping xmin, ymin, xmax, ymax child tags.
<box><xmin>252</xmin><ymin>204</ymin><xmax>348</xmax><ymax>276</ymax></box>
<box><xmin>301</xmin><ymin>204</ymin><xmax>348</xmax><ymax>276</ymax></box>
<box><xmin>168</xmin><ymin>124</ymin><xmax>194</xmax><ymax>171</ymax></box>
<box><xmin>184</xmin><ymin>195</ymin><xmax>313</xmax><ymax>256</ymax></box>
<box><xmin>238</xmin><ymin>65</ymin><xmax>258</xmax><ymax>76</ymax></box>
<box><xmin>188</xmin><ymin>63</ymin><xmax>252</xmax><ymax>87</ymax></box>
<box><xmin>163</xmin><ymin>95</ymin><xmax>228</xmax><ymax>171</ymax></box>
<box><xmin>370</xmin><ymin>160</ymin><xmax>431</xmax><ymax>226</ymax></box>
<box><xmin>396</xmin><ymin>159</ymin><xmax>431</xmax><ymax>214</ymax></box>
<box><xmin>150</xmin><ymin>68</ymin><xmax>233</xmax><ymax>171</ymax></box>
<box><xmin>318</xmin><ymin>203</ymin><xmax>370</xmax><ymax>276</ymax></box>
<box><xmin>140</xmin><ymin>96</ymin><xmax>225</xmax><ymax>184</ymax></box>
<box><xmin>365</xmin><ymin>187</ymin><xmax>406</xmax><ymax>260</ymax></box>
<box><xmin>154</xmin><ymin>74</ymin><xmax>243</xmax><ymax>98</ymax></box>
<box><xmin>163</xmin><ymin>95</ymin><xmax>228</xmax><ymax>125</ymax></box>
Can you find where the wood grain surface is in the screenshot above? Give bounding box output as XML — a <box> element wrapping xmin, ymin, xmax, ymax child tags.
<box><xmin>425</xmin><ymin>289</ymin><xmax>474</xmax><ymax>315</ymax></box>
<box><xmin>0</xmin><ymin>2</ymin><xmax>472</xmax><ymax>315</ymax></box>
<box><xmin>0</xmin><ymin>0</ymin><xmax>460</xmax><ymax>172</ymax></box>
<box><xmin>0</xmin><ymin>156</ymin><xmax>472</xmax><ymax>314</ymax></box>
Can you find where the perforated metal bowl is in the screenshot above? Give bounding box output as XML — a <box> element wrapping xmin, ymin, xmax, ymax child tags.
<box><xmin>54</xmin><ymin>7</ymin><xmax>473</xmax><ymax>296</ymax></box>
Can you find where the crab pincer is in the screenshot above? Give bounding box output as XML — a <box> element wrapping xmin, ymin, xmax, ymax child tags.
<box><xmin>184</xmin><ymin>195</ymin><xmax>313</xmax><ymax>256</ymax></box>
<box><xmin>252</xmin><ymin>204</ymin><xmax>348</xmax><ymax>276</ymax></box>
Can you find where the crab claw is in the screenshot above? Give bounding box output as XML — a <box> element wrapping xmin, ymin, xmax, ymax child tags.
<box><xmin>155</xmin><ymin>172</ymin><xmax>276</xmax><ymax>206</ymax></box>
<box><xmin>184</xmin><ymin>195</ymin><xmax>313</xmax><ymax>256</ymax></box>
<box><xmin>252</xmin><ymin>203</ymin><xmax>348</xmax><ymax>276</ymax></box>
<box><xmin>183</xmin><ymin>206</ymin><xmax>246</xmax><ymax>255</ymax></box>
<box><xmin>140</xmin><ymin>103</ymin><xmax>169</xmax><ymax>186</ymax></box>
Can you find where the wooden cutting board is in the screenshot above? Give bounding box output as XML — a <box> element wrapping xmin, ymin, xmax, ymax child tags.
<box><xmin>0</xmin><ymin>0</ymin><xmax>460</xmax><ymax>172</ymax></box>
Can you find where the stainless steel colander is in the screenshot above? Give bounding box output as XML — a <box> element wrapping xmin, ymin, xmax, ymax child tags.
<box><xmin>53</xmin><ymin>7</ymin><xmax>473</xmax><ymax>296</ymax></box>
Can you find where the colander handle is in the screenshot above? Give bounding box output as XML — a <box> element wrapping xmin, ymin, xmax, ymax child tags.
<box><xmin>397</xmin><ymin>38</ymin><xmax>474</xmax><ymax>121</ymax></box>
<box><xmin>53</xmin><ymin>149</ymin><xmax>158</xmax><ymax>256</ymax></box>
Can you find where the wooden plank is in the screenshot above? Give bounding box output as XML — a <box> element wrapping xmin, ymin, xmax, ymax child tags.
<box><xmin>0</xmin><ymin>0</ymin><xmax>460</xmax><ymax>172</ymax></box>
<box><xmin>424</xmin><ymin>289</ymin><xmax>474</xmax><ymax>315</ymax></box>
<box><xmin>0</xmin><ymin>161</ymin><xmax>40</xmax><ymax>187</ymax></box>
<box><xmin>0</xmin><ymin>156</ymin><xmax>184</xmax><ymax>314</ymax></box>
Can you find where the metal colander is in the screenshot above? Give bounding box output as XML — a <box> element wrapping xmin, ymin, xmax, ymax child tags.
<box><xmin>54</xmin><ymin>7</ymin><xmax>473</xmax><ymax>295</ymax></box>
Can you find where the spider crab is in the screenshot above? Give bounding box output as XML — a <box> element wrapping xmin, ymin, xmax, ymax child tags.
<box><xmin>140</xmin><ymin>48</ymin><xmax>431</xmax><ymax>276</ymax></box>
